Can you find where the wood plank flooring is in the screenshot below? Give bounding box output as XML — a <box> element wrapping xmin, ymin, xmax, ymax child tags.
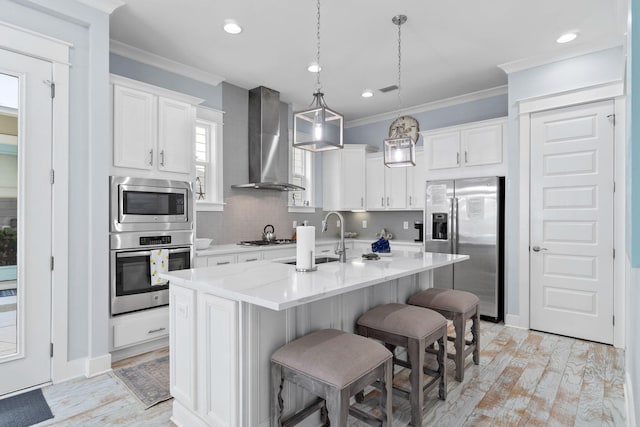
<box><xmin>31</xmin><ymin>322</ymin><xmax>625</xmax><ymax>426</ymax></box>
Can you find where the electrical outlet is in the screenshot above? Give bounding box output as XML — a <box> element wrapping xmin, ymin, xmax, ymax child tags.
<box><xmin>362</xmin><ymin>220</ymin><xmax>367</xmax><ymax>229</ymax></box>
<box><xmin>293</xmin><ymin>220</ymin><xmax>297</xmax><ymax>228</ymax></box>
<box><xmin>403</xmin><ymin>221</ymin><xmax>409</xmax><ymax>230</ymax></box>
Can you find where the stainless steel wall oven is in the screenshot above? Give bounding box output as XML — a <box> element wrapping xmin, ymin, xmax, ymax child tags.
<box><xmin>110</xmin><ymin>176</ymin><xmax>193</xmax><ymax>315</ymax></box>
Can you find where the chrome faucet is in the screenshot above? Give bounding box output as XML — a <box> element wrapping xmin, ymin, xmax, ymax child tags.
<box><xmin>321</xmin><ymin>211</ymin><xmax>347</xmax><ymax>263</ymax></box>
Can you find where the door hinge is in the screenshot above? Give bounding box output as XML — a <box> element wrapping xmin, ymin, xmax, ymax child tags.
<box><xmin>613</xmin><ymin>248</ymin><xmax>616</xmax><ymax>259</ymax></box>
<box><xmin>613</xmin><ymin>181</ymin><xmax>616</xmax><ymax>193</ymax></box>
<box><xmin>607</xmin><ymin>114</ymin><xmax>615</xmax><ymax>125</ymax></box>
<box><xmin>50</xmin><ymin>343</ymin><xmax>53</xmax><ymax>357</ymax></box>
<box><xmin>50</xmin><ymin>169</ymin><xmax>55</xmax><ymax>184</ymax></box>
<box><xmin>50</xmin><ymin>256</ymin><xmax>54</xmax><ymax>271</ymax></box>
<box><xmin>613</xmin><ymin>316</ymin><xmax>615</xmax><ymax>326</ymax></box>
<box><xmin>50</xmin><ymin>82</ymin><xmax>55</xmax><ymax>99</ymax></box>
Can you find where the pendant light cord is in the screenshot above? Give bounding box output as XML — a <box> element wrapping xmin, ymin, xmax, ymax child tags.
<box><xmin>396</xmin><ymin>17</ymin><xmax>402</xmax><ymax>123</ymax></box>
<box><xmin>315</xmin><ymin>0</ymin><xmax>321</xmax><ymax>92</ymax></box>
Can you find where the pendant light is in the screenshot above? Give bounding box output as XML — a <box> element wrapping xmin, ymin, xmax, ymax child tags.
<box><xmin>384</xmin><ymin>15</ymin><xmax>417</xmax><ymax>168</ymax></box>
<box><xmin>293</xmin><ymin>0</ymin><xmax>344</xmax><ymax>152</ymax></box>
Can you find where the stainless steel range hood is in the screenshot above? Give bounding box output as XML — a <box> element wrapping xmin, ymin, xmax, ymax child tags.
<box><xmin>232</xmin><ymin>86</ymin><xmax>304</xmax><ymax>191</ymax></box>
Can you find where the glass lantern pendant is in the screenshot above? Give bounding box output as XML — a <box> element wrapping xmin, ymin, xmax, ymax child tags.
<box><xmin>294</xmin><ymin>90</ymin><xmax>343</xmax><ymax>152</ymax></box>
<box><xmin>384</xmin><ymin>136</ymin><xmax>415</xmax><ymax>167</ymax></box>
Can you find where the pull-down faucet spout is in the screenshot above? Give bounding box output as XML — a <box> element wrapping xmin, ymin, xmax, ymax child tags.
<box><xmin>321</xmin><ymin>211</ymin><xmax>347</xmax><ymax>263</ymax></box>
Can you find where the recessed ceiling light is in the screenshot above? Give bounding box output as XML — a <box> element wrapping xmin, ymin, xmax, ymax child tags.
<box><xmin>556</xmin><ymin>32</ymin><xmax>577</xmax><ymax>44</ymax></box>
<box><xmin>223</xmin><ymin>19</ymin><xmax>242</xmax><ymax>35</ymax></box>
<box><xmin>307</xmin><ymin>62</ymin><xmax>321</xmax><ymax>73</ymax></box>
<box><xmin>361</xmin><ymin>90</ymin><xmax>374</xmax><ymax>98</ymax></box>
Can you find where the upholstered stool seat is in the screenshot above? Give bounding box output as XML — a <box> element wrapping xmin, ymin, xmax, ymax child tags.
<box><xmin>408</xmin><ymin>288</ymin><xmax>480</xmax><ymax>382</ymax></box>
<box><xmin>357</xmin><ymin>303</ymin><xmax>448</xmax><ymax>427</ymax></box>
<box><xmin>271</xmin><ymin>329</ymin><xmax>393</xmax><ymax>426</ymax></box>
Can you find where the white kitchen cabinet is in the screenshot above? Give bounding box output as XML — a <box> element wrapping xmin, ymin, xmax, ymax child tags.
<box><xmin>110</xmin><ymin>306</ymin><xmax>169</xmax><ymax>350</ymax></box>
<box><xmin>423</xmin><ymin>117</ymin><xmax>506</xmax><ymax>178</ymax></box>
<box><xmin>111</xmin><ymin>75</ymin><xmax>203</xmax><ymax>179</ymax></box>
<box><xmin>407</xmin><ymin>150</ymin><xmax>425</xmax><ymax>209</ymax></box>
<box><xmin>236</xmin><ymin>251</ymin><xmax>262</xmax><ymax>263</ymax></box>
<box><xmin>365</xmin><ymin>153</ymin><xmax>407</xmax><ymax>210</ymax></box>
<box><xmin>262</xmin><ymin>248</ymin><xmax>296</xmax><ymax>260</ymax></box>
<box><xmin>206</xmin><ymin>254</ymin><xmax>236</xmax><ymax>266</ymax></box>
<box><xmin>322</xmin><ymin>144</ymin><xmax>375</xmax><ymax>211</ymax></box>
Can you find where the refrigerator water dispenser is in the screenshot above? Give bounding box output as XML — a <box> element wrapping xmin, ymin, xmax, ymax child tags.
<box><xmin>432</xmin><ymin>213</ymin><xmax>448</xmax><ymax>240</ymax></box>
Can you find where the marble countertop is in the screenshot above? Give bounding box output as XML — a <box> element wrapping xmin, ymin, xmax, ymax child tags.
<box><xmin>161</xmin><ymin>251</ymin><xmax>468</xmax><ymax>311</ymax></box>
<box><xmin>195</xmin><ymin>238</ymin><xmax>423</xmax><ymax>257</ymax></box>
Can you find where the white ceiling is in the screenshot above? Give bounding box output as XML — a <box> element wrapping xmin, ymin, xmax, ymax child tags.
<box><xmin>109</xmin><ymin>0</ymin><xmax>627</xmax><ymax>122</ymax></box>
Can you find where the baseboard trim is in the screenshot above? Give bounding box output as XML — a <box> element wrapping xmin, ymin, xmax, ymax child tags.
<box><xmin>626</xmin><ymin>372</ymin><xmax>637</xmax><ymax>427</ymax></box>
<box><xmin>504</xmin><ymin>314</ymin><xmax>528</xmax><ymax>329</ymax></box>
<box><xmin>85</xmin><ymin>354</ymin><xmax>112</xmax><ymax>378</ymax></box>
<box><xmin>52</xmin><ymin>357</ymin><xmax>86</xmax><ymax>384</ymax></box>
<box><xmin>171</xmin><ymin>399</ymin><xmax>209</xmax><ymax>427</ymax></box>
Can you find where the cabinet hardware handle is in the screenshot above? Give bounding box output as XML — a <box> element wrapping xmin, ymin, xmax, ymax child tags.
<box><xmin>456</xmin><ymin>152</ymin><xmax>460</xmax><ymax>165</ymax></box>
<box><xmin>381</xmin><ymin>197</ymin><xmax>384</xmax><ymax>207</ymax></box>
<box><xmin>245</xmin><ymin>258</ymin><xmax>258</xmax><ymax>262</ymax></box>
<box><xmin>409</xmin><ymin>196</ymin><xmax>412</xmax><ymax>205</ymax></box>
<box><xmin>387</xmin><ymin>196</ymin><xmax>390</xmax><ymax>206</ymax></box>
<box><xmin>216</xmin><ymin>261</ymin><xmax>230</xmax><ymax>265</ymax></box>
<box><xmin>148</xmin><ymin>327</ymin><xmax>166</xmax><ymax>334</ymax></box>
<box><xmin>465</xmin><ymin>151</ymin><xmax>468</xmax><ymax>163</ymax></box>
<box><xmin>160</xmin><ymin>150</ymin><xmax>165</xmax><ymax>166</ymax></box>
<box><xmin>361</xmin><ymin>197</ymin><xmax>363</xmax><ymax>207</ymax></box>
<box><xmin>321</xmin><ymin>249</ymin><xmax>330</xmax><ymax>253</ymax></box>
<box><xmin>149</xmin><ymin>149</ymin><xmax>153</xmax><ymax>166</ymax></box>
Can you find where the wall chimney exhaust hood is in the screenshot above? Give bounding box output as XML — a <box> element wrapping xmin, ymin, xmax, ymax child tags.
<box><xmin>232</xmin><ymin>86</ymin><xmax>304</xmax><ymax>191</ymax></box>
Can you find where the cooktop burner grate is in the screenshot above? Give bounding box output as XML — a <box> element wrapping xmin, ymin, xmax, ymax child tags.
<box><xmin>238</xmin><ymin>239</ymin><xmax>295</xmax><ymax>246</ymax></box>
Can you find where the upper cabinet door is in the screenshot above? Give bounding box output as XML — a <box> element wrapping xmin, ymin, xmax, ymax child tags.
<box><xmin>385</xmin><ymin>167</ymin><xmax>407</xmax><ymax>209</ymax></box>
<box><xmin>113</xmin><ymin>85</ymin><xmax>156</xmax><ymax>170</ymax></box>
<box><xmin>407</xmin><ymin>150</ymin><xmax>425</xmax><ymax>209</ymax></box>
<box><xmin>462</xmin><ymin>123</ymin><xmax>502</xmax><ymax>166</ymax></box>
<box><xmin>425</xmin><ymin>131</ymin><xmax>460</xmax><ymax>170</ymax></box>
<box><xmin>157</xmin><ymin>97</ymin><xmax>194</xmax><ymax>174</ymax></box>
<box><xmin>366</xmin><ymin>156</ymin><xmax>385</xmax><ymax>210</ymax></box>
<box><xmin>341</xmin><ymin>148</ymin><xmax>366</xmax><ymax>210</ymax></box>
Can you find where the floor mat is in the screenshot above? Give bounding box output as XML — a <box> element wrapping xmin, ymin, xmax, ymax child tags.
<box><xmin>112</xmin><ymin>355</ymin><xmax>171</xmax><ymax>409</ymax></box>
<box><xmin>0</xmin><ymin>388</ymin><xmax>53</xmax><ymax>427</ymax></box>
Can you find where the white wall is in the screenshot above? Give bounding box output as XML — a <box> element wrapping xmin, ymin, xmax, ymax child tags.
<box><xmin>0</xmin><ymin>0</ymin><xmax>111</xmax><ymax>362</ymax></box>
<box><xmin>505</xmin><ymin>46</ymin><xmax>625</xmax><ymax>316</ymax></box>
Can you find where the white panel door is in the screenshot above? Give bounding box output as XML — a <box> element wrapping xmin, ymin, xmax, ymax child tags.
<box><xmin>426</xmin><ymin>130</ymin><xmax>460</xmax><ymax>170</ymax></box>
<box><xmin>0</xmin><ymin>49</ymin><xmax>52</xmax><ymax>395</ymax></box>
<box><xmin>529</xmin><ymin>100</ymin><xmax>614</xmax><ymax>344</ymax></box>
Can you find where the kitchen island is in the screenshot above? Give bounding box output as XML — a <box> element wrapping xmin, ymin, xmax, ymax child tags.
<box><xmin>161</xmin><ymin>251</ymin><xmax>468</xmax><ymax>427</ymax></box>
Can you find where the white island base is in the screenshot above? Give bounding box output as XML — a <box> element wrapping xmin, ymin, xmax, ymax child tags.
<box><xmin>162</xmin><ymin>252</ymin><xmax>468</xmax><ymax>427</ymax></box>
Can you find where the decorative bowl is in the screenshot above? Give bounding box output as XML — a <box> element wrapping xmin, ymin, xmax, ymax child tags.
<box><xmin>195</xmin><ymin>238</ymin><xmax>213</xmax><ymax>250</ymax></box>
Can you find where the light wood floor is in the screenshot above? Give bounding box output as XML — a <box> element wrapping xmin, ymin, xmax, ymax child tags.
<box><xmin>33</xmin><ymin>322</ymin><xmax>625</xmax><ymax>426</ymax></box>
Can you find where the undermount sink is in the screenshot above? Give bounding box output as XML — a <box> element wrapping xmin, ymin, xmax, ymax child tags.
<box><xmin>281</xmin><ymin>256</ymin><xmax>339</xmax><ymax>265</ymax></box>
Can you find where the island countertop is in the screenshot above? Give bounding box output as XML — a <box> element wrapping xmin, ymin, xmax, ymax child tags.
<box><xmin>161</xmin><ymin>251</ymin><xmax>469</xmax><ymax>311</ymax></box>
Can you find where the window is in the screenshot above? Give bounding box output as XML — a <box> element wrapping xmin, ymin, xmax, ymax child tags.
<box><xmin>289</xmin><ymin>132</ymin><xmax>315</xmax><ymax>211</ymax></box>
<box><xmin>194</xmin><ymin>107</ymin><xmax>223</xmax><ymax>211</ymax></box>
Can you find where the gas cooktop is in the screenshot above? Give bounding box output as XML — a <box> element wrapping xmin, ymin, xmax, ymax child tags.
<box><xmin>238</xmin><ymin>239</ymin><xmax>295</xmax><ymax>246</ymax></box>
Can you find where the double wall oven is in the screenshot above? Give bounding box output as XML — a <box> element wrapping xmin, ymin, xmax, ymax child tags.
<box><xmin>110</xmin><ymin>176</ymin><xmax>193</xmax><ymax>315</ymax></box>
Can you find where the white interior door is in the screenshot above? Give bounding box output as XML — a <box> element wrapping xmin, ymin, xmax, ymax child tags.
<box><xmin>0</xmin><ymin>49</ymin><xmax>52</xmax><ymax>395</ymax></box>
<box><xmin>529</xmin><ymin>100</ymin><xmax>614</xmax><ymax>344</ymax></box>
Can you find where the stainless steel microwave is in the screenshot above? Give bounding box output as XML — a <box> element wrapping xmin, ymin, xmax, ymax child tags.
<box><xmin>110</xmin><ymin>176</ymin><xmax>193</xmax><ymax>232</ymax></box>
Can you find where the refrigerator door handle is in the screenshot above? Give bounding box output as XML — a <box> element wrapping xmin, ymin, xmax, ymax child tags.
<box><xmin>453</xmin><ymin>197</ymin><xmax>459</xmax><ymax>254</ymax></box>
<box><xmin>448</xmin><ymin>197</ymin><xmax>455</xmax><ymax>254</ymax></box>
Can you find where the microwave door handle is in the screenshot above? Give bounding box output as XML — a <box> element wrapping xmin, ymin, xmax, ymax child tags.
<box><xmin>117</xmin><ymin>250</ymin><xmax>153</xmax><ymax>258</ymax></box>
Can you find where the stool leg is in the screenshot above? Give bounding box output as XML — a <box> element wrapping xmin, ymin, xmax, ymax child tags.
<box><xmin>271</xmin><ymin>363</ymin><xmax>284</xmax><ymax>427</ymax></box>
<box><xmin>472</xmin><ymin>309</ymin><xmax>480</xmax><ymax>365</ymax></box>
<box><xmin>407</xmin><ymin>338</ymin><xmax>425</xmax><ymax>427</ymax></box>
<box><xmin>437</xmin><ymin>333</ymin><xmax>447</xmax><ymax>400</ymax></box>
<box><xmin>380</xmin><ymin>358</ymin><xmax>393</xmax><ymax>427</ymax></box>
<box><xmin>453</xmin><ymin>313</ymin><xmax>465</xmax><ymax>382</ymax></box>
<box><xmin>326</xmin><ymin>388</ymin><xmax>350</xmax><ymax>427</ymax></box>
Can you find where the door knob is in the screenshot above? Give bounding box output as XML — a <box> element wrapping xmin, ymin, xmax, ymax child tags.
<box><xmin>532</xmin><ymin>246</ymin><xmax>548</xmax><ymax>252</ymax></box>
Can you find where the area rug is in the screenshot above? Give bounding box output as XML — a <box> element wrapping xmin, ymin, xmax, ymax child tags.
<box><xmin>112</xmin><ymin>355</ymin><xmax>171</xmax><ymax>409</ymax></box>
<box><xmin>0</xmin><ymin>388</ymin><xmax>53</xmax><ymax>427</ymax></box>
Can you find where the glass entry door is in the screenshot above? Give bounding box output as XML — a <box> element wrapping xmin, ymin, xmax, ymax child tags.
<box><xmin>0</xmin><ymin>48</ymin><xmax>53</xmax><ymax>395</ymax></box>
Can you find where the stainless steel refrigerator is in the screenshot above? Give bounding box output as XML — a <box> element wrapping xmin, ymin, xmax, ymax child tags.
<box><xmin>424</xmin><ymin>176</ymin><xmax>504</xmax><ymax>321</ymax></box>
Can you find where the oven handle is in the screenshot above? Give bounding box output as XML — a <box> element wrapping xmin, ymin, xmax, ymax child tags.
<box><xmin>116</xmin><ymin>247</ymin><xmax>192</xmax><ymax>258</ymax></box>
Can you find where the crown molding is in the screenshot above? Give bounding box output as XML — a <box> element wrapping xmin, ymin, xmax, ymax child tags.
<box><xmin>74</xmin><ymin>0</ymin><xmax>125</xmax><ymax>14</ymax></box>
<box><xmin>110</xmin><ymin>39</ymin><xmax>225</xmax><ymax>87</ymax></box>
<box><xmin>498</xmin><ymin>39</ymin><xmax>624</xmax><ymax>74</ymax></box>
<box><xmin>344</xmin><ymin>85</ymin><xmax>508</xmax><ymax>129</ymax></box>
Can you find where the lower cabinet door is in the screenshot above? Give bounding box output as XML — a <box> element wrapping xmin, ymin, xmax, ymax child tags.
<box><xmin>112</xmin><ymin>307</ymin><xmax>169</xmax><ymax>349</ymax></box>
<box><xmin>170</xmin><ymin>286</ymin><xmax>196</xmax><ymax>410</ymax></box>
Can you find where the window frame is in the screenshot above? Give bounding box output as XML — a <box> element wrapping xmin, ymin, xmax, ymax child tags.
<box><xmin>288</xmin><ymin>131</ymin><xmax>316</xmax><ymax>212</ymax></box>
<box><xmin>194</xmin><ymin>107</ymin><xmax>224</xmax><ymax>211</ymax></box>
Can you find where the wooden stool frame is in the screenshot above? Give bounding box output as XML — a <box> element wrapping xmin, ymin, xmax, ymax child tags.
<box><xmin>271</xmin><ymin>357</ymin><xmax>393</xmax><ymax>427</ymax></box>
<box><xmin>356</xmin><ymin>323</ymin><xmax>447</xmax><ymax>427</ymax></box>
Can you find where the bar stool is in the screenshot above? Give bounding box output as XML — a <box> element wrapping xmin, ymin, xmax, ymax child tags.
<box><xmin>356</xmin><ymin>303</ymin><xmax>448</xmax><ymax>427</ymax></box>
<box><xmin>407</xmin><ymin>288</ymin><xmax>480</xmax><ymax>382</ymax></box>
<box><xmin>271</xmin><ymin>329</ymin><xmax>393</xmax><ymax>427</ymax></box>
